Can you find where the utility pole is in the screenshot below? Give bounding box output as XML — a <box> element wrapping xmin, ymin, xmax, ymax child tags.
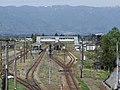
<box><xmin>20</xmin><ymin>46</ymin><xmax>22</xmax><ymax>63</ymax></box>
<box><xmin>48</xmin><ymin>66</ymin><xmax>51</xmax><ymax>84</ymax></box>
<box><xmin>0</xmin><ymin>41</ymin><xmax>2</xmax><ymax>90</ymax></box>
<box><xmin>23</xmin><ymin>38</ymin><xmax>25</xmax><ymax>63</ymax></box>
<box><xmin>5</xmin><ymin>41</ymin><xmax>9</xmax><ymax>90</ymax></box>
<box><xmin>25</xmin><ymin>41</ymin><xmax>27</xmax><ymax>59</ymax></box>
<box><xmin>14</xmin><ymin>41</ymin><xmax>17</xmax><ymax>90</ymax></box>
<box><xmin>48</xmin><ymin>44</ymin><xmax>52</xmax><ymax>84</ymax></box>
<box><xmin>62</xmin><ymin>46</ymin><xmax>66</xmax><ymax>63</ymax></box>
<box><xmin>115</xmin><ymin>42</ymin><xmax>119</xmax><ymax>89</ymax></box>
<box><xmin>0</xmin><ymin>41</ymin><xmax>2</xmax><ymax>77</ymax></box>
<box><xmin>49</xmin><ymin>44</ymin><xmax>52</xmax><ymax>56</ymax></box>
<box><xmin>80</xmin><ymin>38</ymin><xmax>84</xmax><ymax>78</ymax></box>
<box><xmin>95</xmin><ymin>36</ymin><xmax>98</xmax><ymax>61</ymax></box>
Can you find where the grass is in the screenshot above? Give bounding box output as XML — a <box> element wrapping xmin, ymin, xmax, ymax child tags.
<box><xmin>83</xmin><ymin>69</ymin><xmax>110</xmax><ymax>80</ymax></box>
<box><xmin>53</xmin><ymin>43</ymin><xmax>110</xmax><ymax>80</ymax></box>
<box><xmin>68</xmin><ymin>45</ymin><xmax>110</xmax><ymax>80</ymax></box>
<box><xmin>76</xmin><ymin>77</ymin><xmax>90</xmax><ymax>90</ymax></box>
<box><xmin>9</xmin><ymin>79</ymin><xmax>26</xmax><ymax>90</ymax></box>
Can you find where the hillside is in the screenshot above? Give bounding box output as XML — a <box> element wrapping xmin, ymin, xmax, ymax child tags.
<box><xmin>0</xmin><ymin>5</ymin><xmax>120</xmax><ymax>35</ymax></box>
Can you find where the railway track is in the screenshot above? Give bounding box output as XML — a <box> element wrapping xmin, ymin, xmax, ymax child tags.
<box><xmin>66</xmin><ymin>51</ymin><xmax>76</xmax><ymax>68</ymax></box>
<box><xmin>8</xmin><ymin>49</ymin><xmax>30</xmax><ymax>65</ymax></box>
<box><xmin>3</xmin><ymin>45</ymin><xmax>81</xmax><ymax>90</ymax></box>
<box><xmin>7</xmin><ymin>46</ymin><xmax>47</xmax><ymax>90</ymax></box>
<box><xmin>25</xmin><ymin>46</ymin><xmax>48</xmax><ymax>90</ymax></box>
<box><xmin>67</xmin><ymin>51</ymin><xmax>81</xmax><ymax>90</ymax></box>
<box><xmin>2</xmin><ymin>44</ymin><xmax>49</xmax><ymax>90</ymax></box>
<box><xmin>2</xmin><ymin>50</ymin><xmax>23</xmax><ymax>66</ymax></box>
<box><xmin>3</xmin><ymin>49</ymin><xmax>35</xmax><ymax>90</ymax></box>
<box><xmin>2</xmin><ymin>49</ymin><xmax>30</xmax><ymax>70</ymax></box>
<box><xmin>63</xmin><ymin>49</ymin><xmax>77</xmax><ymax>68</ymax></box>
<box><xmin>50</xmin><ymin>52</ymin><xmax>81</xmax><ymax>90</ymax></box>
<box><xmin>9</xmin><ymin>73</ymin><xmax>34</xmax><ymax>90</ymax></box>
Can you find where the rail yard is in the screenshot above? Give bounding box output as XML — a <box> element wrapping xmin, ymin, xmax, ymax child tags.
<box><xmin>0</xmin><ymin>36</ymin><xmax>111</xmax><ymax>90</ymax></box>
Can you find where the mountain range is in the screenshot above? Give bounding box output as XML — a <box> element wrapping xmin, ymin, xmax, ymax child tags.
<box><xmin>0</xmin><ymin>5</ymin><xmax>120</xmax><ymax>35</ymax></box>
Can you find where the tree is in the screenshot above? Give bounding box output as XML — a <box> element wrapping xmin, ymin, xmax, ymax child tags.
<box><xmin>100</xmin><ymin>27</ymin><xmax>120</xmax><ymax>72</ymax></box>
<box><xmin>55</xmin><ymin>33</ymin><xmax>58</xmax><ymax>36</ymax></box>
<box><xmin>42</xmin><ymin>33</ymin><xmax>45</xmax><ymax>36</ymax></box>
<box><xmin>31</xmin><ymin>34</ymin><xmax>37</xmax><ymax>43</ymax></box>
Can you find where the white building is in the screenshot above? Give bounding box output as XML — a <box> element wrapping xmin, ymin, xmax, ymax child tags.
<box><xmin>86</xmin><ymin>45</ymin><xmax>96</xmax><ymax>51</ymax></box>
<box><xmin>36</xmin><ymin>35</ymin><xmax>79</xmax><ymax>46</ymax></box>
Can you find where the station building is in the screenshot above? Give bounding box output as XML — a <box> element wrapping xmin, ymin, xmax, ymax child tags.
<box><xmin>36</xmin><ymin>35</ymin><xmax>79</xmax><ymax>48</ymax></box>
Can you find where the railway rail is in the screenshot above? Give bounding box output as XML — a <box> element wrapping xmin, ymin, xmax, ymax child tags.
<box><xmin>3</xmin><ymin>45</ymin><xmax>81</xmax><ymax>90</ymax></box>
<box><xmin>2</xmin><ymin>41</ymin><xmax>48</xmax><ymax>90</ymax></box>
<box><xmin>8</xmin><ymin>49</ymin><xmax>30</xmax><ymax>65</ymax></box>
<box><xmin>25</xmin><ymin>47</ymin><xmax>47</xmax><ymax>90</ymax></box>
<box><xmin>2</xmin><ymin>49</ymin><xmax>34</xmax><ymax>89</ymax></box>
<box><xmin>9</xmin><ymin>73</ymin><xmax>34</xmax><ymax>90</ymax></box>
<box><xmin>4</xmin><ymin>46</ymin><xmax>47</xmax><ymax>90</ymax></box>
<box><xmin>50</xmin><ymin>50</ymin><xmax>81</xmax><ymax>90</ymax></box>
<box><xmin>64</xmin><ymin>49</ymin><xmax>77</xmax><ymax>68</ymax></box>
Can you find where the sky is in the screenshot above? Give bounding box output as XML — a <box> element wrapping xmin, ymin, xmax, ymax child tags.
<box><xmin>0</xmin><ymin>0</ymin><xmax>120</xmax><ymax>7</ymax></box>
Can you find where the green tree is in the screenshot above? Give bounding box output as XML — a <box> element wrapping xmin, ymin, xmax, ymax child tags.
<box><xmin>31</xmin><ymin>34</ymin><xmax>37</xmax><ymax>43</ymax></box>
<box><xmin>55</xmin><ymin>33</ymin><xmax>58</xmax><ymax>36</ymax></box>
<box><xmin>100</xmin><ymin>27</ymin><xmax>120</xmax><ymax>72</ymax></box>
<box><xmin>42</xmin><ymin>33</ymin><xmax>45</xmax><ymax>36</ymax></box>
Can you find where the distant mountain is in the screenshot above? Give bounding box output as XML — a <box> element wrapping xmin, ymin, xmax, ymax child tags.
<box><xmin>0</xmin><ymin>5</ymin><xmax>120</xmax><ymax>35</ymax></box>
